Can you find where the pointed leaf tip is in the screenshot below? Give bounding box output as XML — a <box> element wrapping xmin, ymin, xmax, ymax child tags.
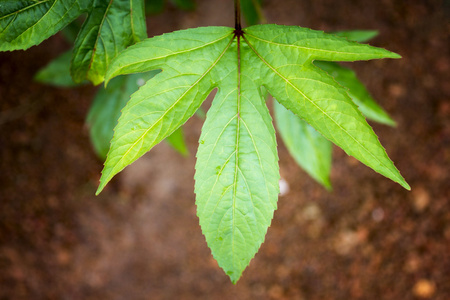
<box><xmin>401</xmin><ymin>181</ymin><xmax>411</xmax><ymax>191</ymax></box>
<box><xmin>387</xmin><ymin>51</ymin><xmax>401</xmax><ymax>59</ymax></box>
<box><xmin>95</xmin><ymin>188</ymin><xmax>102</xmax><ymax>196</ymax></box>
<box><xmin>95</xmin><ymin>180</ymin><xmax>107</xmax><ymax>196</ymax></box>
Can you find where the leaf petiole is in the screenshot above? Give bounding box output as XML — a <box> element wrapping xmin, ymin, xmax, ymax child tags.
<box><xmin>235</xmin><ymin>0</ymin><xmax>242</xmax><ymax>31</ymax></box>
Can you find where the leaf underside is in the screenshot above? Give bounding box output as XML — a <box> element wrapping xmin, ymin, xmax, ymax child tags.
<box><xmin>71</xmin><ymin>0</ymin><xmax>147</xmax><ymax>85</ymax></box>
<box><xmin>0</xmin><ymin>0</ymin><xmax>91</xmax><ymax>51</ymax></box>
<box><xmin>98</xmin><ymin>24</ymin><xmax>409</xmax><ymax>283</ymax></box>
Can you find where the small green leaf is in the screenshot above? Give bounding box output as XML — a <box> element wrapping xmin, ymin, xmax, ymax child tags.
<box><xmin>331</xmin><ymin>30</ymin><xmax>378</xmax><ymax>43</ymax></box>
<box><xmin>34</xmin><ymin>50</ymin><xmax>81</xmax><ymax>87</ymax></box>
<box><xmin>71</xmin><ymin>0</ymin><xmax>147</xmax><ymax>85</ymax></box>
<box><xmin>244</xmin><ymin>25</ymin><xmax>408</xmax><ymax>190</ymax></box>
<box><xmin>274</xmin><ymin>100</ymin><xmax>332</xmax><ymax>189</ymax></box>
<box><xmin>165</xmin><ymin>126</ymin><xmax>189</xmax><ymax>156</ymax></box>
<box><xmin>314</xmin><ymin>61</ymin><xmax>396</xmax><ymax>126</ymax></box>
<box><xmin>0</xmin><ymin>0</ymin><xmax>91</xmax><ymax>51</ymax></box>
<box><xmin>87</xmin><ymin>71</ymin><xmax>159</xmax><ymax>159</ymax></box>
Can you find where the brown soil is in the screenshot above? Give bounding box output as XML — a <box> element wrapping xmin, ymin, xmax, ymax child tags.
<box><xmin>1</xmin><ymin>1</ymin><xmax>449</xmax><ymax>299</ymax></box>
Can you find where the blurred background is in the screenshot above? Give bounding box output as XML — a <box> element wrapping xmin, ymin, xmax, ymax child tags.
<box><xmin>0</xmin><ymin>0</ymin><xmax>449</xmax><ymax>299</ymax></box>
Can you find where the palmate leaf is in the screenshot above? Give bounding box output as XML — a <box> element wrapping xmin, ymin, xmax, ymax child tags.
<box><xmin>71</xmin><ymin>0</ymin><xmax>147</xmax><ymax>85</ymax></box>
<box><xmin>0</xmin><ymin>0</ymin><xmax>91</xmax><ymax>51</ymax></box>
<box><xmin>97</xmin><ymin>24</ymin><xmax>409</xmax><ymax>283</ymax></box>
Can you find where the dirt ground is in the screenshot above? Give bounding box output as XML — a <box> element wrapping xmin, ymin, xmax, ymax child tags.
<box><xmin>0</xmin><ymin>0</ymin><xmax>449</xmax><ymax>299</ymax></box>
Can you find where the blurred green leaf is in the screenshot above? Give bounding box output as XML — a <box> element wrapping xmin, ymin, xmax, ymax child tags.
<box><xmin>331</xmin><ymin>30</ymin><xmax>378</xmax><ymax>43</ymax></box>
<box><xmin>170</xmin><ymin>0</ymin><xmax>195</xmax><ymax>10</ymax></box>
<box><xmin>165</xmin><ymin>127</ymin><xmax>189</xmax><ymax>156</ymax></box>
<box><xmin>274</xmin><ymin>100</ymin><xmax>332</xmax><ymax>189</ymax></box>
<box><xmin>87</xmin><ymin>71</ymin><xmax>159</xmax><ymax>159</ymax></box>
<box><xmin>34</xmin><ymin>51</ymin><xmax>81</xmax><ymax>87</ymax></box>
<box><xmin>60</xmin><ymin>19</ymin><xmax>83</xmax><ymax>44</ymax></box>
<box><xmin>71</xmin><ymin>0</ymin><xmax>147</xmax><ymax>85</ymax></box>
<box><xmin>241</xmin><ymin>0</ymin><xmax>265</xmax><ymax>26</ymax></box>
<box><xmin>314</xmin><ymin>61</ymin><xmax>396</xmax><ymax>126</ymax></box>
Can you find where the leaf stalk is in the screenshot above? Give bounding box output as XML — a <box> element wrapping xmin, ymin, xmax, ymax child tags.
<box><xmin>234</xmin><ymin>0</ymin><xmax>243</xmax><ymax>35</ymax></box>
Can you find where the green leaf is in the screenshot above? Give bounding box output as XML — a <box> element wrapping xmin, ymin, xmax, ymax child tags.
<box><xmin>0</xmin><ymin>0</ymin><xmax>91</xmax><ymax>51</ymax></box>
<box><xmin>34</xmin><ymin>50</ymin><xmax>81</xmax><ymax>87</ymax></box>
<box><xmin>60</xmin><ymin>19</ymin><xmax>83</xmax><ymax>43</ymax></box>
<box><xmin>165</xmin><ymin>126</ymin><xmax>189</xmax><ymax>156</ymax></box>
<box><xmin>244</xmin><ymin>25</ymin><xmax>408</xmax><ymax>190</ymax></box>
<box><xmin>170</xmin><ymin>0</ymin><xmax>195</xmax><ymax>10</ymax></box>
<box><xmin>195</xmin><ymin>107</ymin><xmax>206</xmax><ymax>120</ymax></box>
<box><xmin>98</xmin><ymin>24</ymin><xmax>409</xmax><ymax>283</ymax></box>
<box><xmin>86</xmin><ymin>71</ymin><xmax>159</xmax><ymax>159</ymax></box>
<box><xmin>195</xmin><ymin>40</ymin><xmax>279</xmax><ymax>283</ymax></box>
<box><xmin>331</xmin><ymin>30</ymin><xmax>378</xmax><ymax>43</ymax></box>
<box><xmin>274</xmin><ymin>100</ymin><xmax>332</xmax><ymax>189</ymax></box>
<box><xmin>145</xmin><ymin>0</ymin><xmax>164</xmax><ymax>14</ymax></box>
<box><xmin>98</xmin><ymin>27</ymin><xmax>234</xmax><ymax>193</ymax></box>
<box><xmin>241</xmin><ymin>0</ymin><xmax>265</xmax><ymax>26</ymax></box>
<box><xmin>314</xmin><ymin>61</ymin><xmax>396</xmax><ymax>126</ymax></box>
<box><xmin>71</xmin><ymin>0</ymin><xmax>147</xmax><ymax>85</ymax></box>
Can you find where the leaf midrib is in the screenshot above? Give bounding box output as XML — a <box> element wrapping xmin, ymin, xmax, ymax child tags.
<box><xmin>231</xmin><ymin>35</ymin><xmax>242</xmax><ymax>274</ymax></box>
<box><xmin>245</xmin><ymin>32</ymin><xmax>385</xmax><ymax>57</ymax></box>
